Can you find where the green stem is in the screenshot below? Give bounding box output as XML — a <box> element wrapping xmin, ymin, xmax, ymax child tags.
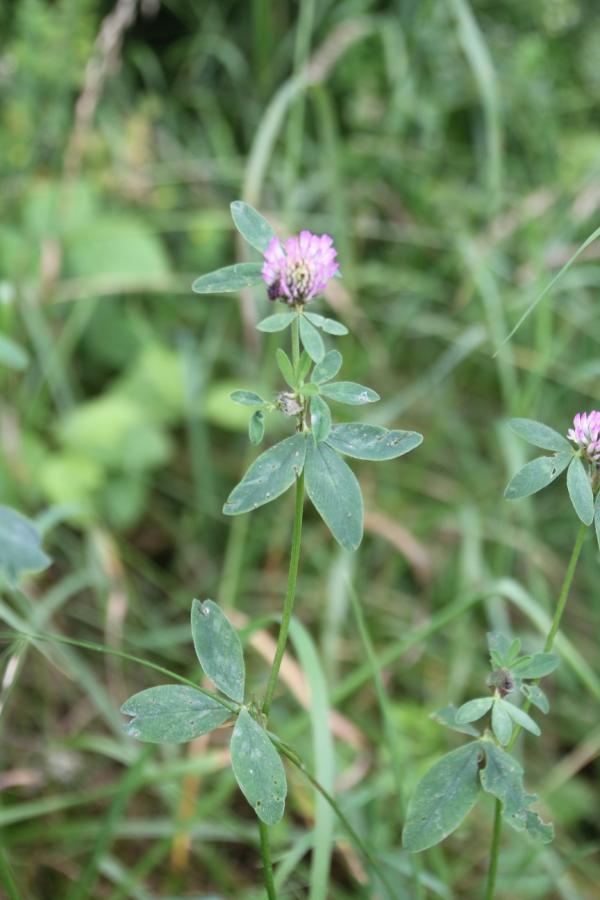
<box><xmin>484</xmin><ymin>522</ymin><xmax>588</xmax><ymax>899</ymax></box>
<box><xmin>262</xmin><ymin>470</ymin><xmax>305</xmax><ymax>717</ymax></box>
<box><xmin>259</xmin><ymin>822</ymin><xmax>277</xmax><ymax>900</ymax></box>
<box><xmin>291</xmin><ymin>313</ymin><xmax>300</xmax><ymax>369</ymax></box>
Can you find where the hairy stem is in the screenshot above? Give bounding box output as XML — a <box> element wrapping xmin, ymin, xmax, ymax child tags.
<box><xmin>484</xmin><ymin>522</ymin><xmax>587</xmax><ymax>900</ymax></box>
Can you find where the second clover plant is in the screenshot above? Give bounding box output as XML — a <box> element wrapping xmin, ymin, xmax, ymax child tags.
<box><xmin>121</xmin><ymin>201</ymin><xmax>423</xmax><ymax>899</ymax></box>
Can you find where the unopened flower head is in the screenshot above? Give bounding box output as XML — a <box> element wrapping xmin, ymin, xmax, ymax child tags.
<box><xmin>262</xmin><ymin>230</ymin><xmax>339</xmax><ymax>305</ymax></box>
<box><xmin>567</xmin><ymin>410</ymin><xmax>600</xmax><ymax>462</ymax></box>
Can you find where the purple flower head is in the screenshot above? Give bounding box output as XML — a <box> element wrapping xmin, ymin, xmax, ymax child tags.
<box><xmin>567</xmin><ymin>410</ymin><xmax>600</xmax><ymax>462</ymax></box>
<box><xmin>262</xmin><ymin>230</ymin><xmax>339</xmax><ymax>305</ymax></box>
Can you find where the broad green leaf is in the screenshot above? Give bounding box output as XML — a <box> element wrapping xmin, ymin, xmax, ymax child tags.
<box><xmin>303</xmin><ymin>312</ymin><xmax>325</xmax><ymax>327</ymax></box>
<box><xmin>327</xmin><ymin>424</ymin><xmax>422</xmax><ymax>460</ymax></box>
<box><xmin>121</xmin><ymin>685</ymin><xmax>230</xmax><ymax>743</ymax></box>
<box><xmin>312</xmin><ymin>350</ymin><xmax>342</xmax><ymax>385</ymax></box>
<box><xmin>511</xmin><ymin>653</ymin><xmax>558</xmax><ymax>679</ymax></box>
<box><xmin>566</xmin><ymin>457</ymin><xmax>594</xmax><ymax>525</ymax></box>
<box><xmin>403</xmin><ymin>743</ymin><xmax>482</xmax><ymax>852</ymax></box>
<box><xmin>504</xmin><ymin>452</ymin><xmax>571</xmax><ymax>500</ymax></box>
<box><xmin>311</xmin><ymin>395</ymin><xmax>331</xmax><ymax>443</ymax></box>
<box><xmin>480</xmin><ymin>741</ymin><xmax>553</xmax><ymax>842</ymax></box>
<box><xmin>231</xmin><ymin>390</ymin><xmax>265</xmax><ymax>406</ymax></box>
<box><xmin>500</xmin><ymin>699</ymin><xmax>540</xmax><ymax>736</ymax></box>
<box><xmin>299</xmin><ymin>315</ymin><xmax>325</xmax><ymax>362</ymax></box>
<box><xmin>192</xmin><ymin>263</ymin><xmax>263</xmax><ymax>294</ymax></box>
<box><xmin>276</xmin><ymin>349</ymin><xmax>295</xmax><ymax>388</ymax></box>
<box><xmin>321</xmin><ymin>318</ymin><xmax>348</xmax><ymax>336</ymax></box>
<box><xmin>508</xmin><ymin>419</ymin><xmax>571</xmax><ymax>453</ymax></box>
<box><xmin>249</xmin><ymin>410</ymin><xmax>265</xmax><ymax>445</ymax></box>
<box><xmin>520</xmin><ymin>683</ymin><xmax>549</xmax><ymax>714</ymax></box>
<box><xmin>191</xmin><ymin>599</ymin><xmax>245</xmax><ymax>703</ymax></box>
<box><xmin>230</xmin><ymin>201</ymin><xmax>275</xmax><ymax>252</ymax></box>
<box><xmin>230</xmin><ymin>708</ymin><xmax>287</xmax><ymax>826</ymax></box>
<box><xmin>299</xmin><ymin>382</ymin><xmax>319</xmax><ymax>397</ymax></box>
<box><xmin>304</xmin><ymin>441</ymin><xmax>363</xmax><ymax>551</ymax></box>
<box><xmin>595</xmin><ymin>493</ymin><xmax>600</xmax><ymax>552</ymax></box>
<box><xmin>297</xmin><ymin>351</ymin><xmax>312</xmax><ymax>382</ymax></box>
<box><xmin>320</xmin><ymin>382</ymin><xmax>380</xmax><ymax>405</ymax></box>
<box><xmin>491</xmin><ymin>699</ymin><xmax>512</xmax><ymax>746</ymax></box>
<box><xmin>430</xmin><ymin>704</ymin><xmax>480</xmax><ymax>737</ymax></box>
<box><xmin>223</xmin><ymin>433</ymin><xmax>307</xmax><ymax>515</ymax></box>
<box><xmin>256</xmin><ymin>311</ymin><xmax>296</xmax><ymax>332</ymax></box>
<box><xmin>0</xmin><ymin>334</ymin><xmax>29</xmax><ymax>371</ymax></box>
<box><xmin>455</xmin><ymin>697</ymin><xmax>493</xmax><ymax>724</ymax></box>
<box><xmin>0</xmin><ymin>505</ymin><xmax>51</xmax><ymax>586</ymax></box>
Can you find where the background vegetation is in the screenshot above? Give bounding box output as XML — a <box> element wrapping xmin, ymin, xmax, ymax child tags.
<box><xmin>1</xmin><ymin>0</ymin><xmax>599</xmax><ymax>896</ymax></box>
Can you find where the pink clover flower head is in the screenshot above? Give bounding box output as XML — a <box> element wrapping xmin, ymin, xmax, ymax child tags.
<box><xmin>262</xmin><ymin>229</ymin><xmax>339</xmax><ymax>305</ymax></box>
<box><xmin>567</xmin><ymin>410</ymin><xmax>600</xmax><ymax>462</ymax></box>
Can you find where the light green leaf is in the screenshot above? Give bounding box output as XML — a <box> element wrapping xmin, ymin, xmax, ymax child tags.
<box><xmin>491</xmin><ymin>699</ymin><xmax>513</xmax><ymax>746</ymax></box>
<box><xmin>327</xmin><ymin>424</ymin><xmax>423</xmax><ymax>460</ymax></box>
<box><xmin>511</xmin><ymin>653</ymin><xmax>558</xmax><ymax>679</ymax></box>
<box><xmin>231</xmin><ymin>390</ymin><xmax>265</xmax><ymax>406</ymax></box>
<box><xmin>0</xmin><ymin>505</ymin><xmax>52</xmax><ymax>587</ymax></box>
<box><xmin>321</xmin><ymin>318</ymin><xmax>348</xmax><ymax>336</ymax></box>
<box><xmin>520</xmin><ymin>683</ymin><xmax>549</xmax><ymax>714</ymax></box>
<box><xmin>311</xmin><ymin>395</ymin><xmax>332</xmax><ymax>443</ymax></box>
<box><xmin>480</xmin><ymin>741</ymin><xmax>553</xmax><ymax>842</ymax></box>
<box><xmin>297</xmin><ymin>351</ymin><xmax>312</xmax><ymax>382</ymax></box>
<box><xmin>566</xmin><ymin>456</ymin><xmax>594</xmax><ymax>525</ymax></box>
<box><xmin>191</xmin><ymin>599</ymin><xmax>245</xmax><ymax>703</ymax></box>
<box><xmin>455</xmin><ymin>697</ymin><xmax>493</xmax><ymax>724</ymax></box>
<box><xmin>299</xmin><ymin>315</ymin><xmax>325</xmax><ymax>362</ymax></box>
<box><xmin>508</xmin><ymin>419</ymin><xmax>572</xmax><ymax>453</ymax></box>
<box><xmin>487</xmin><ymin>632</ymin><xmax>512</xmax><ymax>662</ymax></box>
<box><xmin>403</xmin><ymin>743</ymin><xmax>482</xmax><ymax>852</ymax></box>
<box><xmin>320</xmin><ymin>382</ymin><xmax>380</xmax><ymax>405</ymax></box>
<box><xmin>121</xmin><ymin>685</ymin><xmax>230</xmax><ymax>743</ymax></box>
<box><xmin>500</xmin><ymin>699</ymin><xmax>540</xmax><ymax>736</ymax></box>
<box><xmin>223</xmin><ymin>433</ymin><xmax>307</xmax><ymax>515</ymax></box>
<box><xmin>430</xmin><ymin>704</ymin><xmax>480</xmax><ymax>737</ymax></box>
<box><xmin>595</xmin><ymin>492</ymin><xmax>600</xmax><ymax>552</ymax></box>
<box><xmin>312</xmin><ymin>350</ymin><xmax>342</xmax><ymax>385</ymax></box>
<box><xmin>230</xmin><ymin>708</ymin><xmax>287</xmax><ymax>826</ymax></box>
<box><xmin>504</xmin><ymin>452</ymin><xmax>571</xmax><ymax>500</ymax></box>
<box><xmin>230</xmin><ymin>201</ymin><xmax>275</xmax><ymax>252</ymax></box>
<box><xmin>304</xmin><ymin>441</ymin><xmax>363</xmax><ymax>551</ymax></box>
<box><xmin>256</xmin><ymin>312</ymin><xmax>296</xmax><ymax>332</ymax></box>
<box><xmin>192</xmin><ymin>263</ymin><xmax>263</xmax><ymax>294</ymax></box>
<box><xmin>276</xmin><ymin>349</ymin><xmax>295</xmax><ymax>388</ymax></box>
<box><xmin>249</xmin><ymin>410</ymin><xmax>265</xmax><ymax>445</ymax></box>
<box><xmin>303</xmin><ymin>312</ymin><xmax>325</xmax><ymax>327</ymax></box>
<box><xmin>0</xmin><ymin>334</ymin><xmax>29</xmax><ymax>371</ymax></box>
<box><xmin>298</xmin><ymin>382</ymin><xmax>319</xmax><ymax>397</ymax></box>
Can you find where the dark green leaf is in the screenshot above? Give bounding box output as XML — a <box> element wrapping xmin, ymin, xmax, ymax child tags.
<box><xmin>304</xmin><ymin>441</ymin><xmax>363</xmax><ymax>551</ymax></box>
<box><xmin>508</xmin><ymin>419</ymin><xmax>572</xmax><ymax>452</ymax></box>
<box><xmin>0</xmin><ymin>505</ymin><xmax>51</xmax><ymax>587</ymax></box>
<box><xmin>230</xmin><ymin>709</ymin><xmax>287</xmax><ymax>826</ymax></box>
<box><xmin>249</xmin><ymin>410</ymin><xmax>265</xmax><ymax>445</ymax></box>
<box><xmin>311</xmin><ymin>395</ymin><xmax>331</xmax><ymax>443</ymax></box>
<box><xmin>320</xmin><ymin>382</ymin><xmax>380</xmax><ymax>405</ymax></box>
<box><xmin>192</xmin><ymin>263</ymin><xmax>263</xmax><ymax>294</ymax></box>
<box><xmin>276</xmin><ymin>349</ymin><xmax>295</xmax><ymax>388</ymax></box>
<box><xmin>230</xmin><ymin>201</ymin><xmax>275</xmax><ymax>252</ymax></box>
<box><xmin>455</xmin><ymin>697</ymin><xmax>493</xmax><ymax>724</ymax></box>
<box><xmin>491</xmin><ymin>700</ymin><xmax>513</xmax><ymax>746</ymax></box>
<box><xmin>121</xmin><ymin>685</ymin><xmax>230</xmax><ymax>743</ymax></box>
<box><xmin>430</xmin><ymin>705</ymin><xmax>480</xmax><ymax>737</ymax></box>
<box><xmin>191</xmin><ymin>599</ymin><xmax>245</xmax><ymax>703</ymax></box>
<box><xmin>299</xmin><ymin>315</ymin><xmax>325</xmax><ymax>362</ymax></box>
<box><xmin>231</xmin><ymin>390</ymin><xmax>265</xmax><ymax>406</ymax></box>
<box><xmin>327</xmin><ymin>424</ymin><xmax>422</xmax><ymax>460</ymax></box>
<box><xmin>311</xmin><ymin>350</ymin><xmax>342</xmax><ymax>385</ymax></box>
<box><xmin>223</xmin><ymin>433</ymin><xmax>307</xmax><ymax>516</ymax></box>
<box><xmin>566</xmin><ymin>456</ymin><xmax>594</xmax><ymax>525</ymax></box>
<box><xmin>480</xmin><ymin>741</ymin><xmax>553</xmax><ymax>842</ymax></box>
<box><xmin>256</xmin><ymin>312</ymin><xmax>296</xmax><ymax>333</ymax></box>
<box><xmin>504</xmin><ymin>452</ymin><xmax>571</xmax><ymax>500</ymax></box>
<box><xmin>403</xmin><ymin>743</ymin><xmax>482</xmax><ymax>852</ymax></box>
<box><xmin>512</xmin><ymin>653</ymin><xmax>558</xmax><ymax>679</ymax></box>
